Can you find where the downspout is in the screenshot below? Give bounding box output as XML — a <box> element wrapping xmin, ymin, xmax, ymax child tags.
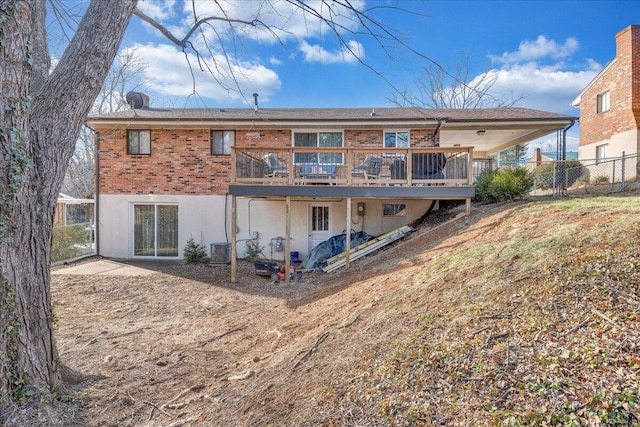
<box><xmin>92</xmin><ymin>127</ymin><xmax>100</xmax><ymax>256</ymax></box>
<box><xmin>433</xmin><ymin>117</ymin><xmax>447</xmax><ymax>145</ymax></box>
<box><xmin>562</xmin><ymin>120</ymin><xmax>576</xmax><ymax>161</ymax></box>
<box><xmin>559</xmin><ymin>119</ymin><xmax>576</xmax><ymax>195</ymax></box>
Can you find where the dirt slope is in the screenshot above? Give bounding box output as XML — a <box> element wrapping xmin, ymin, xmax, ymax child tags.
<box><xmin>46</xmin><ymin>194</ymin><xmax>640</xmax><ymax>426</ymax></box>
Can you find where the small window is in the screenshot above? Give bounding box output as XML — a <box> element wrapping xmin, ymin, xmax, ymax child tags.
<box><xmin>311</xmin><ymin>206</ymin><xmax>330</xmax><ymax>231</ymax></box>
<box><xmin>384</xmin><ymin>131</ymin><xmax>409</xmax><ymax>148</ymax></box>
<box><xmin>596</xmin><ymin>143</ymin><xmax>608</xmax><ymax>164</ymax></box>
<box><xmin>597</xmin><ymin>91</ymin><xmax>610</xmax><ymax>113</ymax></box>
<box><xmin>127</xmin><ymin>130</ymin><xmax>151</xmax><ymax>155</ymax></box>
<box><xmin>383</xmin><ymin>203</ymin><xmax>407</xmax><ymax>217</ymax></box>
<box><xmin>211</xmin><ymin>130</ymin><xmax>234</xmax><ymax>155</ymax></box>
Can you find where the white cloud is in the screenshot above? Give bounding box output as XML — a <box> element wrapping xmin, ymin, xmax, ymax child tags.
<box><xmin>184</xmin><ymin>0</ymin><xmax>366</xmax><ymax>44</ymax></box>
<box><xmin>124</xmin><ymin>43</ymin><xmax>281</xmax><ymax>104</ymax></box>
<box><xmin>269</xmin><ymin>56</ymin><xmax>283</xmax><ymax>66</ymax></box>
<box><xmin>137</xmin><ymin>0</ymin><xmax>178</xmax><ymax>21</ymax></box>
<box><xmin>300</xmin><ymin>40</ymin><xmax>364</xmax><ymax>64</ymax></box>
<box><xmin>489</xmin><ymin>63</ymin><xmax>599</xmax><ymax>112</ymax></box>
<box><xmin>489</xmin><ymin>35</ymin><xmax>580</xmax><ymax>65</ymax></box>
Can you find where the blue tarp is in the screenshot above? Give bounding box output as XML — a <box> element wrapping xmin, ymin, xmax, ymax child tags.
<box><xmin>302</xmin><ymin>231</ymin><xmax>372</xmax><ymax>270</ymax></box>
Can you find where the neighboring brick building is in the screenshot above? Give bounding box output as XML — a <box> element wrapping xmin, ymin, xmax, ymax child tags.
<box><xmin>87</xmin><ymin>106</ymin><xmax>574</xmax><ymax>262</ymax></box>
<box><xmin>572</xmin><ymin>25</ymin><xmax>640</xmax><ymax>161</ymax></box>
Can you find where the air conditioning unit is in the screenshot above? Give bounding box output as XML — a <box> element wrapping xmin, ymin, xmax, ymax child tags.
<box><xmin>210</xmin><ymin>242</ymin><xmax>231</xmax><ymax>264</ymax></box>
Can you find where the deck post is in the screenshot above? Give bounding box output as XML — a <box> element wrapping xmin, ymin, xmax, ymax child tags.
<box><xmin>345</xmin><ymin>197</ymin><xmax>351</xmax><ymax>269</ymax></box>
<box><xmin>285</xmin><ymin>196</ymin><xmax>291</xmax><ymax>283</ymax></box>
<box><xmin>466</xmin><ymin>148</ymin><xmax>474</xmax><ymax>216</ymax></box>
<box><xmin>231</xmin><ymin>195</ymin><xmax>237</xmax><ymax>283</ymax></box>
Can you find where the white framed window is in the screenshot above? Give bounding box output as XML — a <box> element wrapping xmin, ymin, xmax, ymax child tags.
<box><xmin>311</xmin><ymin>206</ymin><xmax>330</xmax><ymax>231</ymax></box>
<box><xmin>384</xmin><ymin>131</ymin><xmax>409</xmax><ymax>149</ymax></box>
<box><xmin>597</xmin><ymin>91</ymin><xmax>610</xmax><ymax>113</ymax></box>
<box><xmin>211</xmin><ymin>130</ymin><xmax>234</xmax><ymax>155</ymax></box>
<box><xmin>383</xmin><ymin>203</ymin><xmax>407</xmax><ymax>217</ymax></box>
<box><xmin>127</xmin><ymin>130</ymin><xmax>151</xmax><ymax>154</ymax></box>
<box><xmin>293</xmin><ymin>131</ymin><xmax>343</xmax><ymax>164</ymax></box>
<box><xmin>596</xmin><ymin>144</ymin><xmax>608</xmax><ymax>164</ymax></box>
<box><xmin>133</xmin><ymin>204</ymin><xmax>178</xmax><ymax>257</ymax></box>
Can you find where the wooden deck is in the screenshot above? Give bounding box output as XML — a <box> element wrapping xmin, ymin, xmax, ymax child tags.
<box><xmin>230</xmin><ymin>146</ymin><xmax>478</xmax><ymax>198</ymax></box>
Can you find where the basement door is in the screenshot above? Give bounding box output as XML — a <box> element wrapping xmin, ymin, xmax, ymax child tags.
<box><xmin>132</xmin><ymin>204</ymin><xmax>179</xmax><ymax>257</ymax></box>
<box><xmin>309</xmin><ymin>205</ymin><xmax>331</xmax><ymax>253</ymax></box>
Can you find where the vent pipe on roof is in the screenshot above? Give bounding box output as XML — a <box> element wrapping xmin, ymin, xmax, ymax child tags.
<box><xmin>253</xmin><ymin>93</ymin><xmax>259</xmax><ymax>112</ymax></box>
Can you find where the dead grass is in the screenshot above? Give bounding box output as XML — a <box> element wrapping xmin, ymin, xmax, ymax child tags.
<box><xmin>35</xmin><ymin>190</ymin><xmax>640</xmax><ymax>426</ymax></box>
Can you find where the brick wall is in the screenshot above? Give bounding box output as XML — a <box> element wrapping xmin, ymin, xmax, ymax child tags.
<box><xmin>97</xmin><ymin>126</ymin><xmax>437</xmax><ymax>195</ymax></box>
<box><xmin>579</xmin><ymin>25</ymin><xmax>640</xmax><ymax>147</ymax></box>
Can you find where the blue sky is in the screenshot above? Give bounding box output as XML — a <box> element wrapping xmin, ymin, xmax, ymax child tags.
<box><xmin>53</xmin><ymin>0</ymin><xmax>640</xmax><ymax>151</ymax></box>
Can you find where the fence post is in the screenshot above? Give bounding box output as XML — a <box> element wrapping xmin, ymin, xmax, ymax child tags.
<box><xmin>621</xmin><ymin>151</ymin><xmax>626</xmax><ymax>192</ymax></box>
<box><xmin>611</xmin><ymin>159</ymin><xmax>616</xmax><ymax>192</ymax></box>
<box><xmin>552</xmin><ymin>161</ymin><xmax>557</xmax><ymax>196</ymax></box>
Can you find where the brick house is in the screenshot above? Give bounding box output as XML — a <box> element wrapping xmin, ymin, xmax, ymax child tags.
<box><xmin>571</xmin><ymin>25</ymin><xmax>640</xmax><ymax>161</ymax></box>
<box><xmin>87</xmin><ymin>106</ymin><xmax>574</xmax><ymax>274</ymax></box>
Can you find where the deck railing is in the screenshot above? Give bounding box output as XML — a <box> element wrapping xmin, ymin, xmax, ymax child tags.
<box><xmin>232</xmin><ymin>146</ymin><xmax>474</xmax><ymax>187</ymax></box>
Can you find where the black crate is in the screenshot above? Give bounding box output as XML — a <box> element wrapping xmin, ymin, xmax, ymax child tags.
<box><xmin>254</xmin><ymin>260</ymin><xmax>280</xmax><ymax>277</ymax></box>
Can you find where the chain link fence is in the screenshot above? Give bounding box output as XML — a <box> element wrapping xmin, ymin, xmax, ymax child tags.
<box><xmin>52</xmin><ymin>222</ymin><xmax>95</xmax><ymax>263</ymax></box>
<box><xmin>52</xmin><ymin>200</ymin><xmax>95</xmax><ymax>263</ymax></box>
<box><xmin>528</xmin><ymin>153</ymin><xmax>640</xmax><ymax>196</ymax></box>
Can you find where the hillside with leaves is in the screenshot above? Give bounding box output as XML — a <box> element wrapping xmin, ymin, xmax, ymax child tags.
<box><xmin>47</xmin><ymin>194</ymin><xmax>640</xmax><ymax>427</ymax></box>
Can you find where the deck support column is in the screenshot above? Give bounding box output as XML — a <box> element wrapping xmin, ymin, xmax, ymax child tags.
<box><xmin>231</xmin><ymin>194</ymin><xmax>237</xmax><ymax>283</ymax></box>
<box><xmin>345</xmin><ymin>197</ymin><xmax>351</xmax><ymax>269</ymax></box>
<box><xmin>465</xmin><ymin>198</ymin><xmax>471</xmax><ymax>215</ymax></box>
<box><xmin>285</xmin><ymin>196</ymin><xmax>291</xmax><ymax>283</ymax></box>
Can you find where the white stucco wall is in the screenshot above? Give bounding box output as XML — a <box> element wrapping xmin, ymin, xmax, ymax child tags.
<box><xmin>578</xmin><ymin>129</ymin><xmax>640</xmax><ymax>181</ymax></box>
<box><xmin>579</xmin><ymin>128</ymin><xmax>639</xmax><ymax>160</ymax></box>
<box><xmin>98</xmin><ymin>194</ymin><xmax>435</xmax><ymax>262</ymax></box>
<box><xmin>98</xmin><ymin>194</ymin><xmax>229</xmax><ymax>259</ymax></box>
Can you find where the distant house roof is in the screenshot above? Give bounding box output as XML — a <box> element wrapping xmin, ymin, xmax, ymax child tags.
<box><xmin>540</xmin><ymin>151</ymin><xmax>579</xmax><ymax>161</ymax></box>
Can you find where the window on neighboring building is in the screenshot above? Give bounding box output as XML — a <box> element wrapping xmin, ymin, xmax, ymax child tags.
<box><xmin>596</xmin><ymin>143</ymin><xmax>609</xmax><ymax>164</ymax></box>
<box><xmin>127</xmin><ymin>130</ymin><xmax>151</xmax><ymax>154</ymax></box>
<box><xmin>293</xmin><ymin>132</ymin><xmax>343</xmax><ymax>164</ymax></box>
<box><xmin>133</xmin><ymin>204</ymin><xmax>178</xmax><ymax>257</ymax></box>
<box><xmin>211</xmin><ymin>130</ymin><xmax>235</xmax><ymax>155</ymax></box>
<box><xmin>597</xmin><ymin>91</ymin><xmax>610</xmax><ymax>113</ymax></box>
<box><xmin>383</xmin><ymin>203</ymin><xmax>407</xmax><ymax>217</ymax></box>
<box><xmin>384</xmin><ymin>131</ymin><xmax>409</xmax><ymax>149</ymax></box>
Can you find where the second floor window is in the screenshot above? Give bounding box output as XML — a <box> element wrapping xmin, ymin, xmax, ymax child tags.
<box><xmin>293</xmin><ymin>132</ymin><xmax>343</xmax><ymax>164</ymax></box>
<box><xmin>211</xmin><ymin>130</ymin><xmax>234</xmax><ymax>155</ymax></box>
<box><xmin>127</xmin><ymin>130</ymin><xmax>151</xmax><ymax>155</ymax></box>
<box><xmin>597</xmin><ymin>91</ymin><xmax>610</xmax><ymax>113</ymax></box>
<box><xmin>384</xmin><ymin>131</ymin><xmax>409</xmax><ymax>149</ymax></box>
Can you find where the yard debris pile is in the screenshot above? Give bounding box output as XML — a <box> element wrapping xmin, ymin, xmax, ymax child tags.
<box><xmin>49</xmin><ymin>194</ymin><xmax>640</xmax><ymax>426</ymax></box>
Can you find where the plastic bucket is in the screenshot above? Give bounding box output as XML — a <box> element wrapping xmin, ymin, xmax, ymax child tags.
<box><xmin>290</xmin><ymin>251</ymin><xmax>299</xmax><ymax>263</ymax></box>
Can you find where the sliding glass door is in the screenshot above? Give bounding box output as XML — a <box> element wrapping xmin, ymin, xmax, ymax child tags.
<box><xmin>133</xmin><ymin>204</ymin><xmax>178</xmax><ymax>257</ymax></box>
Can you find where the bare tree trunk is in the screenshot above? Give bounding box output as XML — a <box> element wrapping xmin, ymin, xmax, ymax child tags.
<box><xmin>0</xmin><ymin>0</ymin><xmax>138</xmax><ymax>415</ymax></box>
